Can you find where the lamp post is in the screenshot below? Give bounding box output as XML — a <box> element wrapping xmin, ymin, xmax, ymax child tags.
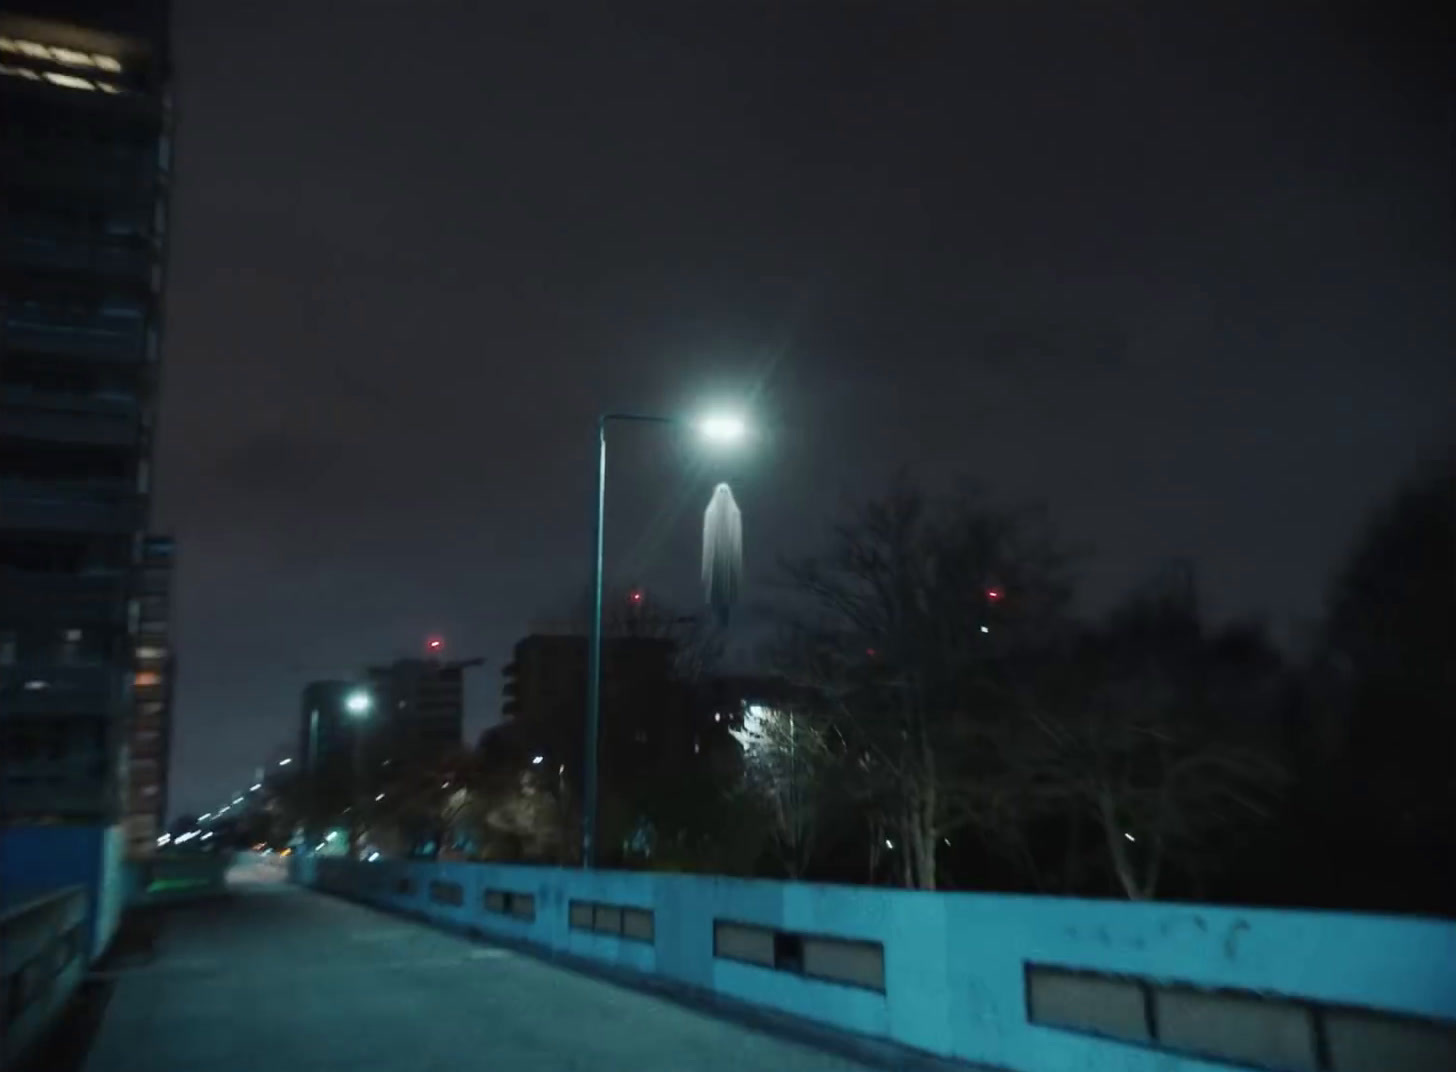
<box><xmin>344</xmin><ymin>688</ymin><xmax>372</xmax><ymax>857</ymax></box>
<box><xmin>582</xmin><ymin>411</ymin><xmax>746</xmax><ymax>868</ymax></box>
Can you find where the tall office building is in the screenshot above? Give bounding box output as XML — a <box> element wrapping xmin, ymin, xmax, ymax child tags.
<box><xmin>499</xmin><ymin>634</ymin><xmax>675</xmax><ymax>727</ymax></box>
<box><xmin>299</xmin><ymin>681</ymin><xmax>365</xmax><ymax>776</ymax></box>
<box><xmin>368</xmin><ymin>655</ymin><xmax>480</xmax><ymax>764</ymax></box>
<box><xmin>0</xmin><ymin>1</ymin><xmax>173</xmax><ymax>953</ymax></box>
<box><xmin>122</xmin><ymin>533</ymin><xmax>174</xmax><ymax>854</ymax></box>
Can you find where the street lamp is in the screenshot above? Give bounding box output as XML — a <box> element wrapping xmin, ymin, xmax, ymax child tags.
<box><xmin>342</xmin><ymin>688</ymin><xmax>373</xmax><ymax>857</ymax></box>
<box><xmin>582</xmin><ymin>410</ymin><xmax>747</xmax><ymax>868</ymax></box>
<box><xmin>698</xmin><ymin>415</ymin><xmax>746</xmax><ymax>442</ymax></box>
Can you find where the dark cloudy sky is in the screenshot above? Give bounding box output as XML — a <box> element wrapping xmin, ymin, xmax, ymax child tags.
<box><xmin>154</xmin><ymin>2</ymin><xmax>1454</xmax><ymax>817</ymax></box>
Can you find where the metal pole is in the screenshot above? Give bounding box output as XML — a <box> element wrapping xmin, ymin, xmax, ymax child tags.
<box><xmin>580</xmin><ymin>413</ymin><xmax>674</xmax><ymax>869</ymax></box>
<box><xmin>351</xmin><ymin>718</ymin><xmax>363</xmax><ymax>858</ymax></box>
<box><xmin>308</xmin><ymin>707</ymin><xmax>319</xmax><ymax>846</ymax></box>
<box><xmin>583</xmin><ymin>417</ymin><xmax>607</xmax><ymax>868</ymax></box>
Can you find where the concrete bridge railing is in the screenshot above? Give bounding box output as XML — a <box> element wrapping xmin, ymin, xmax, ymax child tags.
<box><xmin>294</xmin><ymin>855</ymin><xmax>1456</xmax><ymax>1072</ymax></box>
<box><xmin>0</xmin><ymin>885</ymin><xmax>89</xmax><ymax>1067</ymax></box>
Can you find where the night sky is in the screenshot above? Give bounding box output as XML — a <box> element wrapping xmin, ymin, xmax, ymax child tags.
<box><xmin>155</xmin><ymin>3</ymin><xmax>1454</xmax><ymax>817</ymax></box>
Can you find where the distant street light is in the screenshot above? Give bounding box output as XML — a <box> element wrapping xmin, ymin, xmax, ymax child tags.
<box><xmin>531</xmin><ymin>755</ymin><xmax>545</xmax><ymax>766</ymax></box>
<box><xmin>375</xmin><ymin>792</ymin><xmax>385</xmax><ymax>802</ymax></box>
<box><xmin>250</xmin><ymin>783</ymin><xmax>263</xmax><ymax>792</ymax></box>
<box><xmin>199</xmin><ymin>812</ymin><xmax>213</xmax><ymax>822</ymax></box>
<box><xmin>232</xmin><ymin>797</ymin><xmax>244</xmax><ymax>805</ymax></box>
<box><xmin>345</xmin><ymin>689</ymin><xmax>372</xmax><ymax>716</ymax></box>
<box><xmin>582</xmin><ymin>410</ymin><xmax>748</xmax><ymax>869</ymax></box>
<box><xmin>279</xmin><ymin>757</ymin><xmax>292</xmax><ymax>766</ymax></box>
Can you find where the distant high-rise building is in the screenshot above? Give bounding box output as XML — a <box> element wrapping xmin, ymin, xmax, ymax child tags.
<box><xmin>368</xmin><ymin>655</ymin><xmax>481</xmax><ymax>763</ymax></box>
<box><xmin>499</xmin><ymin>634</ymin><xmax>675</xmax><ymax>727</ymax></box>
<box><xmin>299</xmin><ymin>681</ymin><xmax>365</xmax><ymax>776</ymax></box>
<box><xmin>122</xmin><ymin>534</ymin><xmax>174</xmax><ymax>854</ymax></box>
<box><xmin>0</xmin><ymin>0</ymin><xmax>174</xmax><ymax>956</ymax></box>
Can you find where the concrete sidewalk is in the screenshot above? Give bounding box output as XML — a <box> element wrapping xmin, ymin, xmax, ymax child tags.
<box><xmin>82</xmin><ymin>880</ymin><xmax>878</xmax><ymax>1071</ymax></box>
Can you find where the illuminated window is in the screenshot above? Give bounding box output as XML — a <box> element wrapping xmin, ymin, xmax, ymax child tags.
<box><xmin>51</xmin><ymin>46</ymin><xmax>95</xmax><ymax>67</ymax></box>
<box><xmin>135</xmin><ymin>671</ymin><xmax>161</xmax><ymax>687</ymax></box>
<box><xmin>0</xmin><ymin>37</ymin><xmax>119</xmax><ymax>65</ymax></box>
<box><xmin>43</xmin><ymin>71</ymin><xmax>95</xmax><ymax>91</ymax></box>
<box><xmin>136</xmin><ymin>646</ymin><xmax>166</xmax><ymax>661</ymax></box>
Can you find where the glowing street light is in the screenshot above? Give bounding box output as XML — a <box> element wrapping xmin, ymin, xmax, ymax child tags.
<box><xmin>344</xmin><ymin>689</ymin><xmax>372</xmax><ymax>716</ymax></box>
<box><xmin>698</xmin><ymin>414</ymin><xmax>747</xmax><ymax>443</ymax></box>
<box><xmin>531</xmin><ymin>755</ymin><xmax>544</xmax><ymax>765</ymax></box>
<box><xmin>278</xmin><ymin>757</ymin><xmax>292</xmax><ymax>766</ymax></box>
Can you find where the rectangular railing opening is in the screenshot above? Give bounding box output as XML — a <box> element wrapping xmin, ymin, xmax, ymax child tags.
<box><xmin>483</xmin><ymin>888</ymin><xmax>536</xmax><ymax>922</ymax></box>
<box><xmin>713</xmin><ymin>920</ymin><xmax>885</xmax><ymax>992</ymax></box>
<box><xmin>1025</xmin><ymin>963</ymin><xmax>1456</xmax><ymax>1072</ymax></box>
<box><xmin>568</xmin><ymin>900</ymin><xmax>655</xmax><ymax>944</ymax></box>
<box><xmin>428</xmin><ymin>880</ymin><xmax>463</xmax><ymax>907</ymax></box>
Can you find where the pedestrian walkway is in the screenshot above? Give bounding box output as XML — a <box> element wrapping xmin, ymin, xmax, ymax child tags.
<box><xmin>82</xmin><ymin>876</ymin><xmax>879</xmax><ymax>1071</ymax></box>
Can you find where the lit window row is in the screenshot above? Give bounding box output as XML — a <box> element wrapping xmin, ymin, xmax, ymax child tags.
<box><xmin>0</xmin><ymin>35</ymin><xmax>121</xmax><ymax>71</ymax></box>
<box><xmin>0</xmin><ymin>61</ymin><xmax>122</xmax><ymax>92</ymax></box>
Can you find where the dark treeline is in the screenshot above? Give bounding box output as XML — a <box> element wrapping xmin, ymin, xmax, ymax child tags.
<box><xmin>258</xmin><ymin>454</ymin><xmax>1453</xmax><ymax>917</ymax></box>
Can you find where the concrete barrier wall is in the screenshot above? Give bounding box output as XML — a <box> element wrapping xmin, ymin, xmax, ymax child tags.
<box><xmin>0</xmin><ymin>823</ymin><xmax>125</xmax><ymax>960</ymax></box>
<box><xmin>0</xmin><ymin>886</ymin><xmax>89</xmax><ymax>1066</ymax></box>
<box><xmin>300</xmin><ymin>858</ymin><xmax>1456</xmax><ymax>1072</ymax></box>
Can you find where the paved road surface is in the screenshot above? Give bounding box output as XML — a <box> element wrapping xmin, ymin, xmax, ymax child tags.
<box><xmin>82</xmin><ymin>864</ymin><xmax>878</xmax><ymax>1072</ymax></box>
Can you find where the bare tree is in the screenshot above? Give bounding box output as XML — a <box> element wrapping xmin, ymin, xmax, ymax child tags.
<box><xmin>778</xmin><ymin>478</ymin><xmax>1074</xmax><ymax>890</ymax></box>
<box><xmin>1020</xmin><ymin>575</ymin><xmax>1286</xmax><ymax>900</ymax></box>
<box><xmin>731</xmin><ymin>701</ymin><xmax>839</xmax><ymax>878</ymax></box>
<box><xmin>367</xmin><ymin>747</ymin><xmax>489</xmax><ymax>857</ymax></box>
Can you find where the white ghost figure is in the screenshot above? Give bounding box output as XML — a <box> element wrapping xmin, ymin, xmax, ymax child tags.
<box><xmin>702</xmin><ymin>483</ymin><xmax>743</xmax><ymax>625</ymax></box>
